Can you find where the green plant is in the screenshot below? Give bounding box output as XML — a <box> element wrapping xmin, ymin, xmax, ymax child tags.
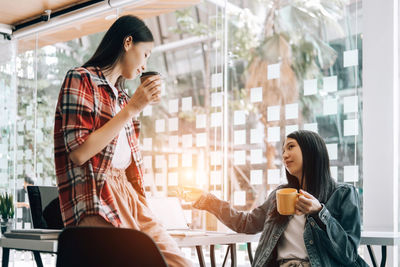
<box><xmin>0</xmin><ymin>193</ymin><xmax>14</xmax><ymax>222</ymax></box>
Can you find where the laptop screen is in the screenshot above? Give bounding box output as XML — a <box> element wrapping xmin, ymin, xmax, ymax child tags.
<box><xmin>147</xmin><ymin>197</ymin><xmax>189</xmax><ymax>230</ymax></box>
<box><xmin>27</xmin><ymin>186</ymin><xmax>63</xmax><ymax>229</ymax></box>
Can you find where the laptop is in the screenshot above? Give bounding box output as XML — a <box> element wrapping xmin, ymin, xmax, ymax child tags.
<box><xmin>147</xmin><ymin>197</ymin><xmax>205</xmax><ymax>236</ymax></box>
<box><xmin>27</xmin><ymin>185</ymin><xmax>63</xmax><ymax>230</ymax></box>
<box><xmin>5</xmin><ymin>186</ymin><xmax>63</xmax><ymax>238</ymax></box>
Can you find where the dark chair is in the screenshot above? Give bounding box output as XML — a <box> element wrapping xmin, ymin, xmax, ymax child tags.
<box><xmin>56</xmin><ymin>227</ymin><xmax>168</xmax><ymax>267</ymax></box>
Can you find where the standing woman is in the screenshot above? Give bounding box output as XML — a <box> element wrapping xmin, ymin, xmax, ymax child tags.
<box><xmin>54</xmin><ymin>15</ymin><xmax>192</xmax><ymax>267</ymax></box>
<box><xmin>183</xmin><ymin>130</ymin><xmax>368</xmax><ymax>266</ymax></box>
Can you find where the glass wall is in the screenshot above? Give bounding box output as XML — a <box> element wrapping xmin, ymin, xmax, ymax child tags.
<box><xmin>0</xmin><ymin>0</ymin><xmax>363</xmax><ymax>265</ymax></box>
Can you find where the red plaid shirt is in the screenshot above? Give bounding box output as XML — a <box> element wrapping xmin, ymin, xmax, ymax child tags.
<box><xmin>54</xmin><ymin>66</ymin><xmax>145</xmax><ymax>227</ymax></box>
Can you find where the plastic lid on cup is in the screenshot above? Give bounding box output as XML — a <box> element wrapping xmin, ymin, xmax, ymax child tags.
<box><xmin>140</xmin><ymin>71</ymin><xmax>160</xmax><ymax>78</ymax></box>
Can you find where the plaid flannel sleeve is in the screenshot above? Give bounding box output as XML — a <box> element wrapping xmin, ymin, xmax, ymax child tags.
<box><xmin>60</xmin><ymin>69</ymin><xmax>95</xmax><ymax>153</ymax></box>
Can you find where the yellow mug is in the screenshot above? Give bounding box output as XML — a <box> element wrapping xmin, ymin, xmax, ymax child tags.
<box><xmin>276</xmin><ymin>188</ymin><xmax>302</xmax><ymax>215</ymax></box>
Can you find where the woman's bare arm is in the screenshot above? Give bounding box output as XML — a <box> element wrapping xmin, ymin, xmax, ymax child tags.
<box><xmin>69</xmin><ymin>76</ymin><xmax>161</xmax><ymax>165</ymax></box>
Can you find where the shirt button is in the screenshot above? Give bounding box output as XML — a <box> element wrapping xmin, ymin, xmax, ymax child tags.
<box><xmin>311</xmin><ymin>222</ymin><xmax>315</xmax><ymax>227</ymax></box>
<box><xmin>309</xmin><ymin>240</ymin><xmax>314</xmax><ymax>245</ymax></box>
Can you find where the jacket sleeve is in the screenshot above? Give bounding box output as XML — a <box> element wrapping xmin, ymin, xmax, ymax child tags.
<box><xmin>309</xmin><ymin>185</ymin><xmax>362</xmax><ymax>265</ymax></box>
<box><xmin>60</xmin><ymin>69</ymin><xmax>94</xmax><ymax>153</ymax></box>
<box><xmin>193</xmin><ymin>192</ymin><xmax>273</xmax><ymax>234</ymax></box>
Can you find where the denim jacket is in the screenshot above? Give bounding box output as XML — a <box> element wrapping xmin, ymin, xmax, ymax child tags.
<box><xmin>193</xmin><ymin>183</ymin><xmax>369</xmax><ymax>267</ymax></box>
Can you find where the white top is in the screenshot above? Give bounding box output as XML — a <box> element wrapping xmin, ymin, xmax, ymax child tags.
<box><xmin>277</xmin><ymin>214</ymin><xmax>309</xmax><ymax>260</ymax></box>
<box><xmin>108</xmin><ymin>83</ymin><xmax>132</xmax><ymax>169</ymax></box>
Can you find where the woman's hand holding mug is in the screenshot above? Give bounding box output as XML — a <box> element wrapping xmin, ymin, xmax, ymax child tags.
<box><xmin>295</xmin><ymin>190</ymin><xmax>323</xmax><ymax>215</ymax></box>
<box><xmin>128</xmin><ymin>72</ymin><xmax>162</xmax><ymax>113</ymax></box>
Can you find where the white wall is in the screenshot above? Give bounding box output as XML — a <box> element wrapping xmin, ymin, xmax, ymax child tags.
<box><xmin>363</xmin><ymin>0</ymin><xmax>399</xmax><ymax>265</ymax></box>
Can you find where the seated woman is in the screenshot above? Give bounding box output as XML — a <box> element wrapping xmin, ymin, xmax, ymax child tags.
<box><xmin>181</xmin><ymin>130</ymin><xmax>369</xmax><ymax>267</ymax></box>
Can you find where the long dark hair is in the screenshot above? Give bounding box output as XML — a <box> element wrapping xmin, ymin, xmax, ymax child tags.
<box><xmin>83</xmin><ymin>15</ymin><xmax>154</xmax><ymax>88</ymax></box>
<box><xmin>270</xmin><ymin>130</ymin><xmax>337</xmax><ymax>221</ymax></box>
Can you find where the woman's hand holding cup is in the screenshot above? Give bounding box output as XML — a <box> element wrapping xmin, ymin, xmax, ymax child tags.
<box><xmin>295</xmin><ymin>190</ymin><xmax>322</xmax><ymax>215</ymax></box>
<box><xmin>128</xmin><ymin>72</ymin><xmax>162</xmax><ymax>113</ymax></box>
<box><xmin>276</xmin><ymin>188</ymin><xmax>322</xmax><ymax>216</ymax></box>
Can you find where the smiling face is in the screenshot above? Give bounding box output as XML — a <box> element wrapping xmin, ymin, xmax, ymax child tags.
<box><xmin>120</xmin><ymin>38</ymin><xmax>154</xmax><ymax>79</ymax></box>
<box><xmin>282</xmin><ymin>138</ymin><xmax>303</xmax><ymax>182</ymax></box>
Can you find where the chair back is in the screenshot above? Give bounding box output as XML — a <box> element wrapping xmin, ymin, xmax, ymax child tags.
<box><xmin>56</xmin><ymin>227</ymin><xmax>168</xmax><ymax>267</ymax></box>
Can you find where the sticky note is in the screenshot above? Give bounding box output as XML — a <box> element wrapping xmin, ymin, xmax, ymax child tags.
<box><xmin>46</xmin><ymin>117</ymin><xmax>53</xmax><ymax>128</ymax></box>
<box><xmin>25</xmin><ymin>150</ymin><xmax>32</xmax><ymax>160</ymax></box>
<box><xmin>210</xmin><ymin>151</ymin><xmax>222</xmax><ymax>166</ymax></box>
<box><xmin>323</xmin><ymin>76</ymin><xmax>337</xmax><ymax>93</ymax></box>
<box><xmin>17</xmin><ymin>164</ymin><xmax>23</xmax><ymax>175</ymax></box>
<box><xmin>267</xmin><ymin>106</ymin><xmax>280</xmax><ymax>121</ymax></box>
<box><xmin>155</xmin><ymin>119</ymin><xmax>165</xmax><ymax>133</ymax></box>
<box><xmin>26</xmin><ymin>105</ymin><xmax>32</xmax><ymax>116</ymax></box>
<box><xmin>250</xmin><ymin>87</ymin><xmax>262</xmax><ymax>103</ymax></box>
<box><xmin>210</xmin><ymin>171</ymin><xmax>222</xmax><ymax>185</ymax></box>
<box><xmin>234</xmin><ymin>150</ymin><xmax>246</xmax><ymax>165</ymax></box>
<box><xmin>268</xmin><ymin>63</ymin><xmax>280</xmax><ymax>80</ymax></box>
<box><xmin>168</xmin><ymin>154</ymin><xmax>178</xmax><ymax>168</ymax></box>
<box><xmin>304</xmin><ymin>79</ymin><xmax>317</xmax><ymax>96</ymax></box>
<box><xmin>160</xmin><ymin>82</ymin><xmax>166</xmax><ymax>96</ymax></box>
<box><xmin>169</xmin><ymin>135</ymin><xmax>178</xmax><ymax>148</ymax></box>
<box><xmin>344</xmin><ymin>165</ymin><xmax>359</xmax><ymax>182</ymax></box>
<box><xmin>26</xmin><ymin>121</ymin><xmax>33</xmax><ymax>131</ymax></box>
<box><xmin>45</xmin><ymin>147</ymin><xmax>52</xmax><ymax>158</ymax></box>
<box><xmin>37</xmin><ymin>117</ymin><xmax>44</xmax><ymax>128</ymax></box>
<box><xmin>182</xmin><ymin>97</ymin><xmax>192</xmax><ymax>111</ymax></box>
<box><xmin>155</xmin><ymin>173</ymin><xmax>165</xmax><ymax>186</ymax></box>
<box><xmin>344</xmin><ymin>96</ymin><xmax>358</xmax><ymax>113</ymax></box>
<box><xmin>344</xmin><ymin>49</ymin><xmax>358</xmax><ymax>67</ymax></box>
<box><xmin>17</xmin><ymin>122</ymin><xmax>24</xmax><ymax>132</ymax></box>
<box><xmin>211</xmin><ymin>92</ymin><xmax>223</xmax><ymax>107</ymax></box>
<box><xmin>143</xmin><ymin>173</ymin><xmax>153</xmax><ymax>186</ymax></box>
<box><xmin>155</xmin><ymin>155</ymin><xmax>165</xmax><ymax>169</ymax></box>
<box><xmin>211</xmin><ymin>112</ymin><xmax>222</xmax><ymax>127</ymax></box>
<box><xmin>142</xmin><ymin>138</ymin><xmax>152</xmax><ymax>151</ymax></box>
<box><xmin>323</xmin><ymin>98</ymin><xmax>337</xmax><ymax>115</ymax></box>
<box><xmin>17</xmin><ymin>135</ymin><xmax>24</xmax><ymax>146</ymax></box>
<box><xmin>182</xmin><ymin>134</ymin><xmax>192</xmax><ymax>148</ymax></box>
<box><xmin>17</xmin><ymin>150</ymin><xmax>24</xmax><ymax>160</ymax></box>
<box><xmin>330</xmin><ymin>166</ymin><xmax>338</xmax><ymax>181</ymax></box>
<box><xmin>234</xmin><ymin>191</ymin><xmax>246</xmax><ymax>206</ymax></box>
<box><xmin>234</xmin><ymin>130</ymin><xmax>246</xmax><ymax>145</ymax></box>
<box><xmin>285</xmin><ymin>125</ymin><xmax>298</xmax><ymax>136</ymax></box>
<box><xmin>182</xmin><ymin>153</ymin><xmax>192</xmax><ymax>167</ymax></box>
<box><xmin>250</xmin><ymin>149</ymin><xmax>263</xmax><ymax>164</ymax></box>
<box><xmin>143</xmin><ymin>156</ymin><xmax>152</xmax><ymax>169</ymax></box>
<box><xmin>211</xmin><ymin>73</ymin><xmax>223</xmax><ymax>88</ymax></box>
<box><xmin>196</xmin><ymin>114</ymin><xmax>206</xmax><ymax>129</ymax></box>
<box><xmin>326</xmin><ymin>143</ymin><xmax>338</xmax><ymax>160</ymax></box>
<box><xmin>268</xmin><ymin>127</ymin><xmax>280</xmax><ymax>142</ymax></box>
<box><xmin>285</xmin><ymin>103</ymin><xmax>298</xmax><ymax>120</ymax></box>
<box><xmin>268</xmin><ymin>169</ymin><xmax>280</xmax><ymax>184</ymax></box>
<box><xmin>234</xmin><ymin>110</ymin><xmax>246</xmax><ymax>125</ymax></box>
<box><xmin>36</xmin><ymin>129</ymin><xmax>43</xmax><ymax>143</ymax></box>
<box><xmin>344</xmin><ymin>119</ymin><xmax>358</xmax><ymax>136</ymax></box>
<box><xmin>250</xmin><ymin>170</ymin><xmax>263</xmax><ymax>185</ymax></box>
<box><xmin>196</xmin><ymin>133</ymin><xmax>207</xmax><ymax>147</ymax></box>
<box><xmin>168</xmin><ymin>172</ymin><xmax>179</xmax><ymax>186</ymax></box>
<box><xmin>37</xmin><ymin>163</ymin><xmax>43</xmax><ymax>174</ymax></box>
<box><xmin>250</xmin><ymin>127</ymin><xmax>264</xmax><ymax>144</ymax></box>
<box><xmin>168</xmin><ymin>117</ymin><xmax>178</xmax><ymax>132</ymax></box>
<box><xmin>168</xmin><ymin>99</ymin><xmax>179</xmax><ymax>114</ymax></box>
<box><xmin>303</xmin><ymin>123</ymin><xmax>318</xmax><ymax>133</ymax></box>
